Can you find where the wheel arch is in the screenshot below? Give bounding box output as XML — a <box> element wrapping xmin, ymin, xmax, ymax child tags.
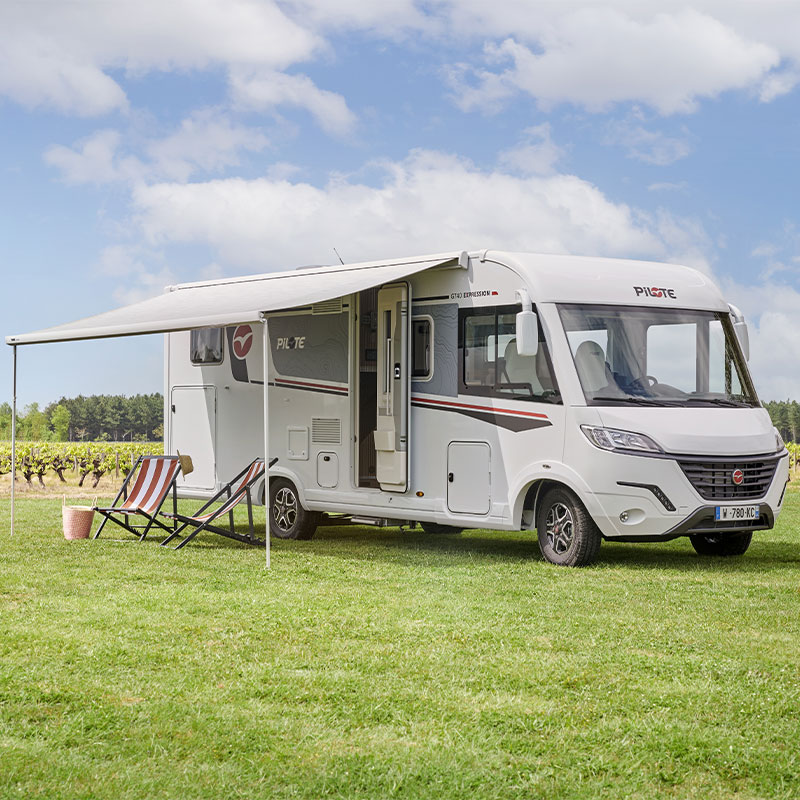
<box><xmin>511</xmin><ymin>463</ymin><xmax>598</xmax><ymax>530</ymax></box>
<box><xmin>258</xmin><ymin>466</ymin><xmax>307</xmax><ymax>506</ymax></box>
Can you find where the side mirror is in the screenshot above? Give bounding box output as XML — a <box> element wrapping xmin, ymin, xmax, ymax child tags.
<box><xmin>728</xmin><ymin>304</ymin><xmax>750</xmax><ymax>361</ymax></box>
<box><xmin>515</xmin><ymin>288</ymin><xmax>539</xmax><ymax>356</ymax></box>
<box><xmin>516</xmin><ymin>310</ymin><xmax>539</xmax><ymax>356</ymax></box>
<box><xmin>733</xmin><ymin>321</ymin><xmax>750</xmax><ymax>361</ymax></box>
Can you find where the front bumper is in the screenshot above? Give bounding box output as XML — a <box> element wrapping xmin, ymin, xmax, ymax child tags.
<box><xmin>609</xmin><ymin>503</ymin><xmax>775</xmax><ymax>542</ymax></box>
<box><xmin>579</xmin><ymin>449</ymin><xmax>789</xmax><ymax>540</ymax></box>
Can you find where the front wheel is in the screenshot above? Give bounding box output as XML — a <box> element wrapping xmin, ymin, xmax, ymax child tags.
<box><xmin>690</xmin><ymin>531</ymin><xmax>752</xmax><ymax>556</ymax></box>
<box><xmin>269</xmin><ymin>478</ymin><xmax>319</xmax><ymax>540</ymax></box>
<box><xmin>536</xmin><ymin>487</ymin><xmax>602</xmax><ymax>567</ymax></box>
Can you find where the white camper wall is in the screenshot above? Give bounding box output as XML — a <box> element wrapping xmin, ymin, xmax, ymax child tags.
<box><xmin>404</xmin><ymin>259</ymin><xmax>565</xmax><ymax>529</ymax></box>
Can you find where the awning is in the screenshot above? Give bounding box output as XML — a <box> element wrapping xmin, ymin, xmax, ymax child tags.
<box><xmin>6</xmin><ymin>251</ymin><xmax>465</xmax><ymax>345</ymax></box>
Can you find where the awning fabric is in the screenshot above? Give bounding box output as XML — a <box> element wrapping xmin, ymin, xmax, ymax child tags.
<box><xmin>6</xmin><ymin>252</ymin><xmax>463</xmax><ymax>345</ymax></box>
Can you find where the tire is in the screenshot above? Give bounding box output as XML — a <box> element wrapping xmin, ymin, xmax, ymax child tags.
<box><xmin>536</xmin><ymin>487</ymin><xmax>602</xmax><ymax>567</ymax></box>
<box><xmin>419</xmin><ymin>522</ymin><xmax>463</xmax><ymax>535</ymax></box>
<box><xmin>269</xmin><ymin>478</ymin><xmax>319</xmax><ymax>540</ymax></box>
<box><xmin>690</xmin><ymin>531</ymin><xmax>752</xmax><ymax>556</ymax></box>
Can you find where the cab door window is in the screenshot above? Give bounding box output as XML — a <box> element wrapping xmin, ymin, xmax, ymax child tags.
<box><xmin>460</xmin><ymin>305</ymin><xmax>559</xmax><ymax>402</ymax></box>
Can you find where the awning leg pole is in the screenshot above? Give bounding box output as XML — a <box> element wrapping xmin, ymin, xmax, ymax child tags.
<box><xmin>262</xmin><ymin>318</ymin><xmax>270</xmax><ymax>569</ymax></box>
<box><xmin>10</xmin><ymin>345</ymin><xmax>16</xmax><ymax>536</ymax></box>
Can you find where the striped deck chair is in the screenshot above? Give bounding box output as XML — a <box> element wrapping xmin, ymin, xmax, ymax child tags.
<box><xmin>159</xmin><ymin>458</ymin><xmax>274</xmax><ymax>550</ymax></box>
<box><xmin>93</xmin><ymin>455</ymin><xmax>182</xmax><ymax>541</ymax></box>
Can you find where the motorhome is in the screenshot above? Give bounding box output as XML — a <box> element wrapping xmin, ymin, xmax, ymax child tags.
<box><xmin>164</xmin><ymin>250</ymin><xmax>789</xmax><ymax>566</ymax></box>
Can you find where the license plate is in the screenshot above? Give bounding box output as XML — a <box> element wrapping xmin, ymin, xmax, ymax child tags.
<box><xmin>715</xmin><ymin>505</ymin><xmax>760</xmax><ymax>522</ymax></box>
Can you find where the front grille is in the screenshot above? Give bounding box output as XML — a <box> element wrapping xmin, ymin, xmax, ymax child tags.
<box><xmin>678</xmin><ymin>456</ymin><xmax>779</xmax><ymax>501</ymax></box>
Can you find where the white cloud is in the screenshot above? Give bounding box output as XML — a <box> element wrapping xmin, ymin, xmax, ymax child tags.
<box><xmin>648</xmin><ymin>182</ymin><xmax>689</xmax><ymax>193</ymax></box>
<box><xmin>230</xmin><ymin>69</ymin><xmax>356</xmax><ymax>136</ymax></box>
<box><xmin>290</xmin><ymin>0</ymin><xmax>431</xmax><ymax>34</ymax></box>
<box><xmin>0</xmin><ymin>36</ymin><xmax>128</xmax><ymax>116</ymax></box>
<box><xmin>43</xmin><ymin>130</ymin><xmax>136</xmax><ymax>185</ymax></box>
<box><xmin>759</xmin><ymin>67</ymin><xmax>800</xmax><ymax>102</ymax></box>
<box><xmin>605</xmin><ymin>117</ymin><xmax>692</xmax><ymax>165</ymax></box>
<box><xmin>112</xmin><ymin>266</ymin><xmax>179</xmax><ymax>306</ymax></box>
<box><xmin>127</xmin><ymin>149</ymin><xmax>709</xmax><ymax>272</ymax></box>
<box><xmin>97</xmin><ymin>245</ymin><xmax>152</xmax><ymax>278</ymax></box>
<box><xmin>498</xmin><ymin>123</ymin><xmax>564</xmax><ymax>175</ymax></box>
<box><xmin>145</xmin><ymin>110</ymin><xmax>270</xmax><ymax>182</ymax></box>
<box><xmin>449</xmin><ymin>9</ymin><xmax>779</xmax><ymax>115</ymax></box>
<box><xmin>44</xmin><ymin>112</ymin><xmax>269</xmax><ymax>185</ymax></box>
<box><xmin>4</xmin><ymin>1</ymin><xmax>800</xmax><ymax>130</ymax></box>
<box><xmin>0</xmin><ymin>0</ymin><xmax>320</xmax><ymax>116</ymax></box>
<box><xmin>94</xmin><ymin>244</ymin><xmax>178</xmax><ymax>305</ymax></box>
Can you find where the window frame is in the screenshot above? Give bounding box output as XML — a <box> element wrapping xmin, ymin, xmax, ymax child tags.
<box><xmin>458</xmin><ymin>304</ymin><xmax>560</xmax><ymax>403</ymax></box>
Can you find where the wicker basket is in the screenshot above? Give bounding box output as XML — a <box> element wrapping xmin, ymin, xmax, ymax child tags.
<box><xmin>62</xmin><ymin>496</ymin><xmax>96</xmax><ymax>540</ymax></box>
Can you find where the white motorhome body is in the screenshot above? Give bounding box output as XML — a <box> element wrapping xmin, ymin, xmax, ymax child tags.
<box><xmin>165</xmin><ymin>251</ymin><xmax>788</xmax><ymax>565</ymax></box>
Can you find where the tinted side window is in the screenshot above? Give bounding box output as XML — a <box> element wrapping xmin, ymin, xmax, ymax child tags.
<box><xmin>190</xmin><ymin>328</ymin><xmax>224</xmax><ymax>365</ymax></box>
<box><xmin>411</xmin><ymin>317</ymin><xmax>433</xmax><ymax>380</ymax></box>
<box><xmin>460</xmin><ymin>305</ymin><xmax>559</xmax><ymax>402</ymax></box>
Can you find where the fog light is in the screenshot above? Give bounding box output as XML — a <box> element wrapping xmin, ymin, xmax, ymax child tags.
<box><xmin>618</xmin><ymin>509</ymin><xmax>645</xmax><ymax>525</ymax></box>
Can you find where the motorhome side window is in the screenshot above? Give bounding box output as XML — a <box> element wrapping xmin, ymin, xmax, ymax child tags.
<box><xmin>411</xmin><ymin>317</ymin><xmax>433</xmax><ymax>380</ymax></box>
<box><xmin>460</xmin><ymin>306</ymin><xmax>559</xmax><ymax>402</ymax></box>
<box><xmin>190</xmin><ymin>328</ymin><xmax>224</xmax><ymax>365</ymax></box>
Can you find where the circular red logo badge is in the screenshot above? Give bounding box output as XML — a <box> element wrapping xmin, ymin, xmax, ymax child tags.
<box><xmin>732</xmin><ymin>469</ymin><xmax>744</xmax><ymax>486</ymax></box>
<box><xmin>232</xmin><ymin>324</ymin><xmax>254</xmax><ymax>360</ymax></box>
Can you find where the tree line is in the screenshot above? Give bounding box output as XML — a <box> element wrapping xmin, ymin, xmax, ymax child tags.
<box><xmin>0</xmin><ymin>394</ymin><xmax>164</xmax><ymax>442</ymax></box>
<box><xmin>764</xmin><ymin>400</ymin><xmax>800</xmax><ymax>444</ymax></box>
<box><xmin>1</xmin><ymin>393</ymin><xmax>796</xmax><ymax>444</ymax></box>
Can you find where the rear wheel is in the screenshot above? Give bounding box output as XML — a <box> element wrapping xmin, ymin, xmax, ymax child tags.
<box><xmin>269</xmin><ymin>478</ymin><xmax>318</xmax><ymax>540</ymax></box>
<box><xmin>419</xmin><ymin>522</ymin><xmax>463</xmax><ymax>535</ymax></box>
<box><xmin>536</xmin><ymin>487</ymin><xmax>601</xmax><ymax>567</ymax></box>
<box><xmin>690</xmin><ymin>531</ymin><xmax>752</xmax><ymax>556</ymax></box>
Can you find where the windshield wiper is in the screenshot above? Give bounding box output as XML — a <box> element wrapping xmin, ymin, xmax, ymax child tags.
<box><xmin>591</xmin><ymin>395</ymin><xmax>670</xmax><ymax>407</ymax></box>
<box><xmin>685</xmin><ymin>397</ymin><xmax>752</xmax><ymax>408</ymax></box>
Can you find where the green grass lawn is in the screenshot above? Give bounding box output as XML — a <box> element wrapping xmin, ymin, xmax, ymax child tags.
<box><xmin>1</xmin><ymin>489</ymin><xmax>799</xmax><ymax>800</ymax></box>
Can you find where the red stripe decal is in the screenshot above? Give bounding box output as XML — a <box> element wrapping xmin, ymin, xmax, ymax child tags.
<box><xmin>411</xmin><ymin>396</ymin><xmax>549</xmax><ymax>420</ymax></box>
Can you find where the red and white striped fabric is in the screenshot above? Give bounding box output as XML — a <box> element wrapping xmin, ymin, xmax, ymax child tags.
<box><xmin>191</xmin><ymin>459</ymin><xmax>265</xmax><ymax>522</ymax></box>
<box><xmin>121</xmin><ymin>457</ymin><xmax>181</xmax><ymax>515</ymax></box>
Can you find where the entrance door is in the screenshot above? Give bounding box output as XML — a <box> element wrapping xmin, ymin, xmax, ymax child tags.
<box><xmin>169</xmin><ymin>385</ymin><xmax>216</xmax><ymax>490</ymax></box>
<box><xmin>374</xmin><ymin>283</ymin><xmax>410</xmax><ymax>492</ymax></box>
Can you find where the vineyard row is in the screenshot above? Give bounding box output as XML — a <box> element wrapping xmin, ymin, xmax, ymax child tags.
<box><xmin>0</xmin><ymin>441</ymin><xmax>164</xmax><ymax>488</ymax></box>
<box><xmin>2</xmin><ymin>440</ymin><xmax>796</xmax><ymax>491</ymax></box>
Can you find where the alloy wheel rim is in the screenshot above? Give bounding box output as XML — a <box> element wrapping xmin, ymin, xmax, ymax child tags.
<box><xmin>545</xmin><ymin>502</ymin><xmax>574</xmax><ymax>555</ymax></box>
<box><xmin>273</xmin><ymin>487</ymin><xmax>297</xmax><ymax>532</ymax></box>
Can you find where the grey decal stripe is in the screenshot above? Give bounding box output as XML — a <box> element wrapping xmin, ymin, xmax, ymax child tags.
<box><xmin>411</xmin><ymin>400</ymin><xmax>552</xmax><ymax>432</ymax></box>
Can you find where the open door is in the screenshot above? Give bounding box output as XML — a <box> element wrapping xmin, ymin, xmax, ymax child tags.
<box><xmin>374</xmin><ymin>282</ymin><xmax>410</xmax><ymax>492</ymax></box>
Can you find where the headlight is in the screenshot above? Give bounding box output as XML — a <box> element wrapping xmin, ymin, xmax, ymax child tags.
<box><xmin>581</xmin><ymin>425</ymin><xmax>663</xmax><ymax>454</ymax></box>
<box><xmin>774</xmin><ymin>428</ymin><xmax>785</xmax><ymax>452</ymax></box>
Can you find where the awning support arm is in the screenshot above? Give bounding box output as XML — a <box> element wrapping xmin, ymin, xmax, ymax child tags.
<box><xmin>262</xmin><ymin>316</ymin><xmax>271</xmax><ymax>569</ymax></box>
<box><xmin>10</xmin><ymin>345</ymin><xmax>16</xmax><ymax>536</ymax></box>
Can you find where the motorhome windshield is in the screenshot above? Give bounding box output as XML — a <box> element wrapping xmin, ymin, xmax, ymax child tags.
<box><xmin>558</xmin><ymin>304</ymin><xmax>758</xmax><ymax>407</ymax></box>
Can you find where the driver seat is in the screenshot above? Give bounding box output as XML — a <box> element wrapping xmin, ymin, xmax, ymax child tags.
<box><xmin>574</xmin><ymin>340</ymin><xmax>614</xmax><ymax>394</ymax></box>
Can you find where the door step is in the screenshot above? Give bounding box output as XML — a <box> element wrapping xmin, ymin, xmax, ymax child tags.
<box><xmin>349</xmin><ymin>516</ymin><xmax>409</xmax><ymax>527</ymax></box>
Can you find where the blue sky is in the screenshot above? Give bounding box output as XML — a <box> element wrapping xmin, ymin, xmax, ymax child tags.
<box><xmin>2</xmin><ymin>1</ymin><xmax>800</xmax><ymax>407</ymax></box>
